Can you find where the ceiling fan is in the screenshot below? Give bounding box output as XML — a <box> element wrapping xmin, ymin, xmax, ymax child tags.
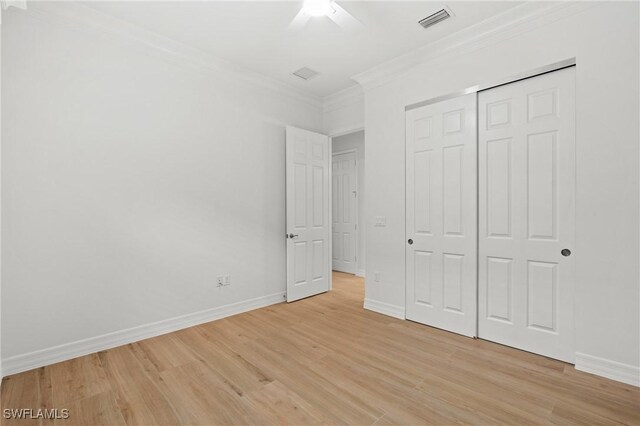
<box><xmin>289</xmin><ymin>0</ymin><xmax>363</xmax><ymax>32</ymax></box>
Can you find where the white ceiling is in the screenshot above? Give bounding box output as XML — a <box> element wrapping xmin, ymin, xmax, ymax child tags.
<box><xmin>82</xmin><ymin>1</ymin><xmax>523</xmax><ymax>98</ymax></box>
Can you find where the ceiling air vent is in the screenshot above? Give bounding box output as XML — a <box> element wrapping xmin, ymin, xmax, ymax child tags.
<box><xmin>292</xmin><ymin>67</ymin><xmax>320</xmax><ymax>81</ymax></box>
<box><xmin>418</xmin><ymin>8</ymin><xmax>451</xmax><ymax>29</ymax></box>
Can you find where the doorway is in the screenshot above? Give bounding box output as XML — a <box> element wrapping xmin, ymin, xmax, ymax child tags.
<box><xmin>284</xmin><ymin>126</ymin><xmax>365</xmax><ymax>303</ymax></box>
<box><xmin>331</xmin><ymin>130</ymin><xmax>365</xmax><ymax>278</ymax></box>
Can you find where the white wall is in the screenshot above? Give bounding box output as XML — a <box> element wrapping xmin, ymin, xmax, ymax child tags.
<box><xmin>332</xmin><ymin>130</ymin><xmax>365</xmax><ymax>276</ymax></box>
<box><xmin>323</xmin><ymin>85</ymin><xmax>364</xmax><ymax>137</ymax></box>
<box><xmin>360</xmin><ymin>2</ymin><xmax>639</xmax><ymax>380</ymax></box>
<box><xmin>1</xmin><ymin>4</ymin><xmax>321</xmax><ymax>364</ymax></box>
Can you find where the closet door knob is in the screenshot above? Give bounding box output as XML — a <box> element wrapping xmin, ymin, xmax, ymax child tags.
<box><xmin>408</xmin><ymin>239</ymin><xmax>413</xmax><ymax>245</ymax></box>
<box><xmin>561</xmin><ymin>248</ymin><xmax>571</xmax><ymax>257</ymax></box>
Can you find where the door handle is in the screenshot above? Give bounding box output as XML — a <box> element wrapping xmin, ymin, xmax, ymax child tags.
<box><xmin>288</xmin><ymin>233</ymin><xmax>299</xmax><ymax>239</ymax></box>
<box><xmin>408</xmin><ymin>239</ymin><xmax>413</xmax><ymax>245</ymax></box>
<box><xmin>561</xmin><ymin>248</ymin><xmax>571</xmax><ymax>257</ymax></box>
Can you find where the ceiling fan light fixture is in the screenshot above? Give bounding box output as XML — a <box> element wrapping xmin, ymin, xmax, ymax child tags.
<box><xmin>303</xmin><ymin>0</ymin><xmax>335</xmax><ymax>17</ymax></box>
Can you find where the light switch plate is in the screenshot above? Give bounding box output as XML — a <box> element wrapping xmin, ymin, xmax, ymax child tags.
<box><xmin>374</xmin><ymin>216</ymin><xmax>386</xmax><ymax>227</ymax></box>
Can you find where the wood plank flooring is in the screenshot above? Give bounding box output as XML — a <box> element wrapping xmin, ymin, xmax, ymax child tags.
<box><xmin>2</xmin><ymin>272</ymin><xmax>639</xmax><ymax>425</ymax></box>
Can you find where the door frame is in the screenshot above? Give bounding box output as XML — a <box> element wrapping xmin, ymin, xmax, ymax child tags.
<box><xmin>328</xmin><ymin>125</ymin><xmax>364</xmax><ymax>290</ymax></box>
<box><xmin>331</xmin><ymin>148</ymin><xmax>359</xmax><ymax>275</ymax></box>
<box><xmin>327</xmin><ymin>123</ymin><xmax>366</xmax><ymax>291</ymax></box>
<box><xmin>403</xmin><ymin>57</ymin><xmax>577</xmax><ymax>331</ymax></box>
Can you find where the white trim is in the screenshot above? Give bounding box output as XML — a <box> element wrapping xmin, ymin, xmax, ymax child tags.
<box><xmin>329</xmin><ymin>125</ymin><xmax>365</xmax><ymax>138</ymax></box>
<box><xmin>2</xmin><ymin>291</ymin><xmax>285</xmax><ymax>377</ymax></box>
<box><xmin>356</xmin><ymin>269</ymin><xmax>365</xmax><ymax>278</ymax></box>
<box><xmin>352</xmin><ymin>2</ymin><xmax>594</xmax><ymax>91</ymax></box>
<box><xmin>575</xmin><ymin>353</ymin><xmax>640</xmax><ymax>387</ymax></box>
<box><xmin>0</xmin><ymin>0</ymin><xmax>26</xmax><ymax>11</ymax></box>
<box><xmin>24</xmin><ymin>2</ymin><xmax>322</xmax><ymax>110</ymax></box>
<box><xmin>0</xmin><ymin>3</ymin><xmax>4</xmax><ymax>385</ymax></box>
<box><xmin>364</xmin><ymin>298</ymin><xmax>405</xmax><ymax>320</ymax></box>
<box><xmin>328</xmin><ymin>132</ymin><xmax>333</xmax><ymax>292</ymax></box>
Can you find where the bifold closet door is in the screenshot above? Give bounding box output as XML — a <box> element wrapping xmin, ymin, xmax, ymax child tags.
<box><xmin>405</xmin><ymin>93</ymin><xmax>477</xmax><ymax>337</ymax></box>
<box><xmin>478</xmin><ymin>67</ymin><xmax>576</xmax><ymax>362</ymax></box>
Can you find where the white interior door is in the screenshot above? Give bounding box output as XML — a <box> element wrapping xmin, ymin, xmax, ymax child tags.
<box><xmin>478</xmin><ymin>67</ymin><xmax>576</xmax><ymax>362</ymax></box>
<box><xmin>405</xmin><ymin>93</ymin><xmax>477</xmax><ymax>337</ymax></box>
<box><xmin>332</xmin><ymin>151</ymin><xmax>358</xmax><ymax>274</ymax></box>
<box><xmin>286</xmin><ymin>126</ymin><xmax>331</xmax><ymax>302</ymax></box>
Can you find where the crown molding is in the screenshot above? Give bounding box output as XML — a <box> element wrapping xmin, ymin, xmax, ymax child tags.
<box><xmin>352</xmin><ymin>1</ymin><xmax>595</xmax><ymax>91</ymax></box>
<box><xmin>323</xmin><ymin>84</ymin><xmax>364</xmax><ymax>113</ymax></box>
<box><xmin>23</xmin><ymin>2</ymin><xmax>323</xmax><ymax>110</ymax></box>
<box><xmin>0</xmin><ymin>0</ymin><xmax>26</xmax><ymax>11</ymax></box>
<box><xmin>0</xmin><ymin>0</ymin><xmax>26</xmax><ymax>24</ymax></box>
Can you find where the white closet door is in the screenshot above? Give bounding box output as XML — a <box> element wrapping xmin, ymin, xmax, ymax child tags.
<box><xmin>405</xmin><ymin>93</ymin><xmax>477</xmax><ymax>337</ymax></box>
<box><xmin>332</xmin><ymin>151</ymin><xmax>357</xmax><ymax>274</ymax></box>
<box><xmin>478</xmin><ymin>67</ymin><xmax>576</xmax><ymax>362</ymax></box>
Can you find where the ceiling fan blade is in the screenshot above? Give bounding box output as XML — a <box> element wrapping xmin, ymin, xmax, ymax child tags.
<box><xmin>288</xmin><ymin>8</ymin><xmax>311</xmax><ymax>30</ymax></box>
<box><xmin>327</xmin><ymin>2</ymin><xmax>364</xmax><ymax>32</ymax></box>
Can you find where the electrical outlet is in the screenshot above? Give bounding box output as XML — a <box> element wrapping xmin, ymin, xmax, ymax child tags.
<box><xmin>374</xmin><ymin>271</ymin><xmax>381</xmax><ymax>282</ymax></box>
<box><xmin>216</xmin><ymin>276</ymin><xmax>224</xmax><ymax>287</ymax></box>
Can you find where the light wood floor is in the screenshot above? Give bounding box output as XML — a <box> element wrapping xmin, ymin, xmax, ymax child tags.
<box><xmin>2</xmin><ymin>272</ymin><xmax>639</xmax><ymax>425</ymax></box>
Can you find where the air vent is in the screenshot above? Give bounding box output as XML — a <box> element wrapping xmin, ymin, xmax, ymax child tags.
<box><xmin>418</xmin><ymin>8</ymin><xmax>451</xmax><ymax>29</ymax></box>
<box><xmin>292</xmin><ymin>67</ymin><xmax>320</xmax><ymax>81</ymax></box>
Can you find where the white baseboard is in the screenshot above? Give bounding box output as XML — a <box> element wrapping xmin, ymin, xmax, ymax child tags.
<box><xmin>2</xmin><ymin>291</ymin><xmax>285</xmax><ymax>377</ymax></box>
<box><xmin>364</xmin><ymin>298</ymin><xmax>405</xmax><ymax>320</ymax></box>
<box><xmin>575</xmin><ymin>352</ymin><xmax>640</xmax><ymax>387</ymax></box>
<box><xmin>356</xmin><ymin>269</ymin><xmax>366</xmax><ymax>278</ymax></box>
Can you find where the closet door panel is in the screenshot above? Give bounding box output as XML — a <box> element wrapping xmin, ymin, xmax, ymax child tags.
<box><xmin>405</xmin><ymin>93</ymin><xmax>477</xmax><ymax>337</ymax></box>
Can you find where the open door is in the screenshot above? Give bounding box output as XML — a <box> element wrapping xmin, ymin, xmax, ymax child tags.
<box><xmin>331</xmin><ymin>150</ymin><xmax>358</xmax><ymax>274</ymax></box>
<box><xmin>286</xmin><ymin>126</ymin><xmax>331</xmax><ymax>302</ymax></box>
